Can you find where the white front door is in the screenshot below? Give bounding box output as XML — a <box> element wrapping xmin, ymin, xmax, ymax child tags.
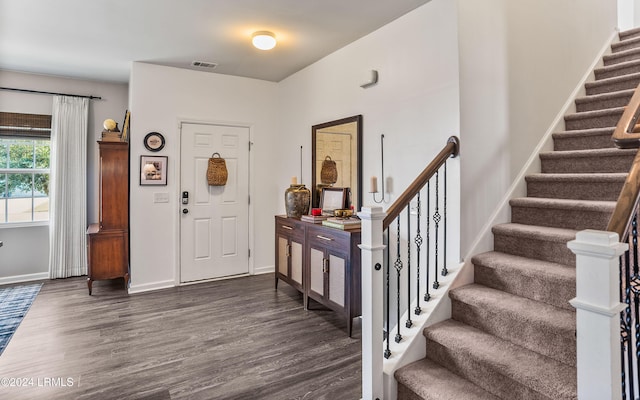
<box><xmin>180</xmin><ymin>123</ymin><xmax>249</xmax><ymax>282</ymax></box>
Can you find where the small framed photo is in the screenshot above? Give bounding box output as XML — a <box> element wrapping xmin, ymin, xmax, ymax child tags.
<box><xmin>140</xmin><ymin>155</ymin><xmax>167</xmax><ymax>186</ymax></box>
<box><xmin>320</xmin><ymin>187</ymin><xmax>349</xmax><ymax>215</ymax></box>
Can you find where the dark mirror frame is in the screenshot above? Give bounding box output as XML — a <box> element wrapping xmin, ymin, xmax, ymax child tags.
<box><xmin>311</xmin><ymin>115</ymin><xmax>363</xmax><ymax>212</ymax></box>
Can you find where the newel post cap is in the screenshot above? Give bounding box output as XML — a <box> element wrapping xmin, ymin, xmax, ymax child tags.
<box><xmin>568</xmin><ymin>229</ymin><xmax>627</xmax><ymax>258</ymax></box>
<box><xmin>358</xmin><ymin>206</ymin><xmax>385</xmax><ymax>221</ymax></box>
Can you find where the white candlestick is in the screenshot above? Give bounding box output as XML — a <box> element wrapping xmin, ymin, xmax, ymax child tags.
<box><xmin>291</xmin><ymin>176</ymin><xmax>298</xmax><ymax>185</ymax></box>
<box><xmin>370</xmin><ymin>176</ymin><xmax>378</xmax><ymax>193</ymax></box>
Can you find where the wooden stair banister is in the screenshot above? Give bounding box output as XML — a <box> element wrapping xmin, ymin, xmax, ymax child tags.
<box><xmin>607</xmin><ymin>82</ymin><xmax>640</xmax><ymax>239</ymax></box>
<box><xmin>382</xmin><ymin>136</ymin><xmax>460</xmax><ymax>229</ymax></box>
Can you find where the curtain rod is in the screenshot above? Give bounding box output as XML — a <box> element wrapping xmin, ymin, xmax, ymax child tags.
<box><xmin>0</xmin><ymin>87</ymin><xmax>102</xmax><ymax>100</ymax></box>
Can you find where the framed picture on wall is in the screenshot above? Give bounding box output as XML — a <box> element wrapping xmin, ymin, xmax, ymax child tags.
<box><xmin>140</xmin><ymin>155</ymin><xmax>168</xmax><ymax>186</ymax></box>
<box><xmin>320</xmin><ymin>187</ymin><xmax>349</xmax><ymax>215</ymax></box>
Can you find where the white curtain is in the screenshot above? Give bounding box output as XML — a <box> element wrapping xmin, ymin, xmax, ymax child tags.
<box><xmin>48</xmin><ymin>95</ymin><xmax>89</xmax><ymax>279</ymax></box>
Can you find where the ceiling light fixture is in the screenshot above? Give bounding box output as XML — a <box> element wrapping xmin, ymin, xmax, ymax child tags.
<box><xmin>252</xmin><ymin>31</ymin><xmax>277</xmax><ymax>51</ymax></box>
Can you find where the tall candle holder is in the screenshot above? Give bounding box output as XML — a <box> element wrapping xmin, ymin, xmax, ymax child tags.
<box><xmin>371</xmin><ymin>134</ymin><xmax>385</xmax><ymax>203</ymax></box>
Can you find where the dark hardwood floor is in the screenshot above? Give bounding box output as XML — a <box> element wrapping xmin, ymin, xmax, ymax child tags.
<box><xmin>0</xmin><ymin>274</ymin><xmax>361</xmax><ymax>399</ymax></box>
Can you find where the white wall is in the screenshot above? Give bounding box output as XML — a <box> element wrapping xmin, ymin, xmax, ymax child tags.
<box><xmin>0</xmin><ymin>70</ymin><xmax>128</xmax><ymax>282</ymax></box>
<box><xmin>457</xmin><ymin>0</ymin><xmax>618</xmax><ymax>256</ymax></box>
<box><xmin>619</xmin><ymin>0</ymin><xmax>634</xmax><ymax>30</ymax></box>
<box><xmin>128</xmin><ymin>63</ymin><xmax>279</xmax><ymax>292</ymax></box>
<box><xmin>279</xmin><ymin>0</ymin><xmax>460</xmax><ymax>252</ymax></box>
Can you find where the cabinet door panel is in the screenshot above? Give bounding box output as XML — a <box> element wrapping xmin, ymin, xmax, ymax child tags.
<box><xmin>291</xmin><ymin>241</ymin><xmax>303</xmax><ymax>284</ymax></box>
<box><xmin>328</xmin><ymin>254</ymin><xmax>345</xmax><ymax>307</ymax></box>
<box><xmin>278</xmin><ymin>236</ymin><xmax>288</xmax><ymax>275</ymax></box>
<box><xmin>310</xmin><ymin>248</ymin><xmax>324</xmax><ymax>296</ymax></box>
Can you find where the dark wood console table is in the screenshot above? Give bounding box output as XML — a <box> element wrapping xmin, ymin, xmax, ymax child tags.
<box><xmin>275</xmin><ymin>215</ymin><xmax>361</xmax><ymax>336</ymax></box>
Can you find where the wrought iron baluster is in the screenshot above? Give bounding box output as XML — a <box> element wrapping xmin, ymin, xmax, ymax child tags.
<box><xmin>424</xmin><ymin>181</ymin><xmax>431</xmax><ymax>302</ymax></box>
<box><xmin>625</xmin><ymin>247</ymin><xmax>634</xmax><ymax>398</ymax></box>
<box><xmin>395</xmin><ymin>216</ymin><xmax>403</xmax><ymax>343</ymax></box>
<box><xmin>621</xmin><ymin>253</ymin><xmax>628</xmax><ymax>400</ymax></box>
<box><xmin>433</xmin><ymin>171</ymin><xmax>441</xmax><ymax>290</ymax></box>
<box><xmin>632</xmin><ymin>216</ymin><xmax>640</xmax><ymax>394</ymax></box>
<box><xmin>406</xmin><ymin>207</ymin><xmax>412</xmax><ymax>328</ymax></box>
<box><xmin>415</xmin><ymin>192</ymin><xmax>423</xmax><ymax>315</ymax></box>
<box><xmin>384</xmin><ymin>227</ymin><xmax>391</xmax><ymax>359</ymax></box>
<box><xmin>442</xmin><ymin>162</ymin><xmax>448</xmax><ymax>277</ymax></box>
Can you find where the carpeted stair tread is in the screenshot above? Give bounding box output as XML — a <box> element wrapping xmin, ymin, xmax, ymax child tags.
<box><xmin>551</xmin><ymin>127</ymin><xmax>615</xmax><ymax>151</ymax></box>
<box><xmin>492</xmin><ymin>223</ymin><xmax>576</xmax><ymax>266</ymax></box>
<box><xmin>510</xmin><ymin>197</ymin><xmax>615</xmax><ymax>230</ymax></box>
<box><xmin>526</xmin><ymin>173</ymin><xmax>626</xmax><ymax>200</ymax></box>
<box><xmin>472</xmin><ymin>251</ymin><xmax>575</xmax><ymax>310</ymax></box>
<box><xmin>612</xmin><ymin>35</ymin><xmax>640</xmax><ymax>53</ymax></box>
<box><xmin>620</xmin><ymin>27</ymin><xmax>640</xmax><ymax>42</ymax></box>
<box><xmin>396</xmin><ymin>358</ymin><xmax>500</xmax><ymax>400</ymax></box>
<box><xmin>603</xmin><ymin>46</ymin><xmax>640</xmax><ymax>66</ymax></box>
<box><xmin>594</xmin><ymin>60</ymin><xmax>640</xmax><ymax>81</ymax></box>
<box><xmin>424</xmin><ymin>320</ymin><xmax>577</xmax><ymax>400</ymax></box>
<box><xmin>584</xmin><ymin>72</ymin><xmax>640</xmax><ymax>95</ymax></box>
<box><xmin>540</xmin><ymin>147</ymin><xmax>636</xmax><ymax>173</ymax></box>
<box><xmin>450</xmin><ymin>284</ymin><xmax>576</xmax><ymax>367</ymax></box>
<box><xmin>574</xmin><ymin>88</ymin><xmax>634</xmax><ymax>111</ymax></box>
<box><xmin>564</xmin><ymin>106</ymin><xmax>624</xmax><ymax>130</ymax></box>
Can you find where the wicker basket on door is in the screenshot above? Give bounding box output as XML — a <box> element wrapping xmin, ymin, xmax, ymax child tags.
<box><xmin>207</xmin><ymin>152</ymin><xmax>228</xmax><ymax>186</ymax></box>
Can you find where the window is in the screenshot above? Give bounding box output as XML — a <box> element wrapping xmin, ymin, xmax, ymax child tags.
<box><xmin>0</xmin><ymin>112</ymin><xmax>51</xmax><ymax>225</ymax></box>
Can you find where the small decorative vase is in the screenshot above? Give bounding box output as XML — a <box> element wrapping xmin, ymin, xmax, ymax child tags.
<box><xmin>285</xmin><ymin>184</ymin><xmax>311</xmax><ymax>218</ymax></box>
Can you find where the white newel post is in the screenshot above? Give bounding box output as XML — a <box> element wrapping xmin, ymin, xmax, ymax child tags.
<box><xmin>567</xmin><ymin>230</ymin><xmax>627</xmax><ymax>400</ymax></box>
<box><xmin>358</xmin><ymin>206</ymin><xmax>386</xmax><ymax>400</ymax></box>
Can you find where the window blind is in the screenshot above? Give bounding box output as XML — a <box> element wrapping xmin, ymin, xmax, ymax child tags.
<box><xmin>0</xmin><ymin>112</ymin><xmax>51</xmax><ymax>139</ymax></box>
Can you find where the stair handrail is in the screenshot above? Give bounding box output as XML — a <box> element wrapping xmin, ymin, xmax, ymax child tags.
<box><xmin>607</xmin><ymin>82</ymin><xmax>640</xmax><ymax>239</ymax></box>
<box><xmin>382</xmin><ymin>136</ymin><xmax>460</xmax><ymax>229</ymax></box>
<box><xmin>611</xmin><ymin>83</ymin><xmax>640</xmax><ymax>149</ymax></box>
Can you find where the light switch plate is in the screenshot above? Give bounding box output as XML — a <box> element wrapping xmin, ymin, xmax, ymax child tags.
<box><xmin>153</xmin><ymin>192</ymin><xmax>170</xmax><ymax>203</ymax></box>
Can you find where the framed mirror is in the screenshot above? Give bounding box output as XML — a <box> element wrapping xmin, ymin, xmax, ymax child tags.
<box><xmin>312</xmin><ymin>115</ymin><xmax>363</xmax><ymax>212</ymax></box>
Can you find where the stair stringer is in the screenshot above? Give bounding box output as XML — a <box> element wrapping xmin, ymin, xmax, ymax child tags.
<box><xmin>380</xmin><ymin>29</ymin><xmax>617</xmax><ymax>400</ymax></box>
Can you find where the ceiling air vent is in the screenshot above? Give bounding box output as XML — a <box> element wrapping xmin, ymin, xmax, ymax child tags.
<box><xmin>191</xmin><ymin>61</ymin><xmax>218</xmax><ymax>69</ymax></box>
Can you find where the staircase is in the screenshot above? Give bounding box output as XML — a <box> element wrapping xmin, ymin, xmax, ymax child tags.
<box><xmin>395</xmin><ymin>28</ymin><xmax>640</xmax><ymax>400</ymax></box>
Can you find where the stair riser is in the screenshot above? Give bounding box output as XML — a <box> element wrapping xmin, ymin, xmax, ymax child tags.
<box><xmin>620</xmin><ymin>30</ymin><xmax>640</xmax><ymax>42</ymax></box>
<box><xmin>425</xmin><ymin>339</ymin><xmax>551</xmax><ymax>400</ymax></box>
<box><xmin>397</xmin><ymin>384</ymin><xmax>423</xmax><ymax>400</ymax></box>
<box><xmin>564</xmin><ymin>112</ymin><xmax>622</xmax><ymax>130</ymax></box>
<box><xmin>575</xmin><ymin>94</ymin><xmax>633</xmax><ymax>112</ymax></box>
<box><xmin>604</xmin><ymin>50</ymin><xmax>640</xmax><ymax>66</ymax></box>
<box><xmin>451</xmin><ymin>299</ymin><xmax>576</xmax><ymax>367</ymax></box>
<box><xmin>474</xmin><ymin>263</ymin><xmax>575</xmax><ymax>311</ymax></box>
<box><xmin>585</xmin><ymin>77</ymin><xmax>640</xmax><ymax>95</ymax></box>
<box><xmin>493</xmin><ymin>232</ymin><xmax>575</xmax><ymax>266</ymax></box>
<box><xmin>510</xmin><ymin>204</ymin><xmax>612</xmax><ymax>231</ymax></box>
<box><xmin>552</xmin><ymin>133</ymin><xmax>615</xmax><ymax>151</ymax></box>
<box><xmin>526</xmin><ymin>180</ymin><xmax>624</xmax><ymax>201</ymax></box>
<box><xmin>612</xmin><ymin>39</ymin><xmax>640</xmax><ymax>54</ymax></box>
<box><xmin>540</xmin><ymin>154</ymin><xmax>634</xmax><ymax>174</ymax></box>
<box><xmin>594</xmin><ymin>64</ymin><xmax>640</xmax><ymax>80</ymax></box>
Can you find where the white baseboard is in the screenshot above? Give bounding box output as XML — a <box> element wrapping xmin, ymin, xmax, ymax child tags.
<box><xmin>0</xmin><ymin>272</ymin><xmax>49</xmax><ymax>285</ymax></box>
<box><xmin>253</xmin><ymin>265</ymin><xmax>275</xmax><ymax>275</ymax></box>
<box><xmin>128</xmin><ymin>279</ymin><xmax>175</xmax><ymax>294</ymax></box>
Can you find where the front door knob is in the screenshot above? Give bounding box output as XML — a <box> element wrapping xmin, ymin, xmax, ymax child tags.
<box><xmin>182</xmin><ymin>208</ymin><xmax>189</xmax><ymax>214</ymax></box>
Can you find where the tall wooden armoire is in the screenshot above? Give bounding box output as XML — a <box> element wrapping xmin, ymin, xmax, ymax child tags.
<box><xmin>86</xmin><ymin>141</ymin><xmax>129</xmax><ymax>295</ymax></box>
